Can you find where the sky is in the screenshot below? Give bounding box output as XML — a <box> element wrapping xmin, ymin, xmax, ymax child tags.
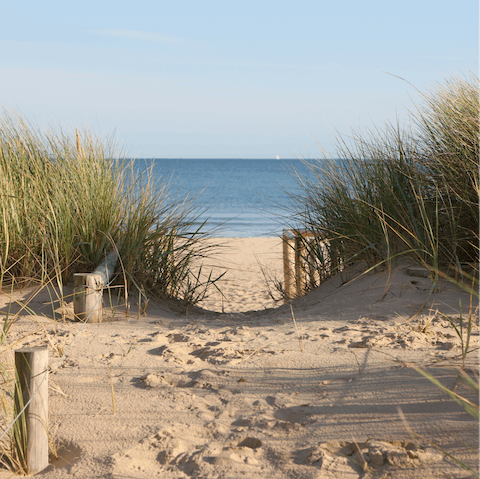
<box><xmin>1</xmin><ymin>1</ymin><xmax>478</xmax><ymax>159</ymax></box>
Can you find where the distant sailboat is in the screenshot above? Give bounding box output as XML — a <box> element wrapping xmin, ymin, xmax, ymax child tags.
<box><xmin>276</xmin><ymin>155</ymin><xmax>280</xmax><ymax>160</ymax></box>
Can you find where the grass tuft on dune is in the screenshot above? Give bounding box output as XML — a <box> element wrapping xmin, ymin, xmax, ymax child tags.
<box><xmin>0</xmin><ymin>111</ymin><xmax>220</xmax><ymax>305</ymax></box>
<box><xmin>287</xmin><ymin>72</ymin><xmax>478</xmax><ymax>292</ymax></box>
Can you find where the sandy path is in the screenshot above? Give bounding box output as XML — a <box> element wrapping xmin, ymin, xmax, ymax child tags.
<box><xmin>0</xmin><ymin>238</ymin><xmax>478</xmax><ymax>478</ymax></box>
<box><xmin>196</xmin><ymin>237</ymin><xmax>284</xmax><ymax>313</ymax></box>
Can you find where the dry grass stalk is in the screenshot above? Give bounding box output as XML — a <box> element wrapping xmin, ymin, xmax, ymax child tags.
<box><xmin>109</xmin><ymin>366</ymin><xmax>116</xmax><ymax>415</ymax></box>
<box><xmin>290</xmin><ymin>304</ymin><xmax>304</xmax><ymax>352</ymax></box>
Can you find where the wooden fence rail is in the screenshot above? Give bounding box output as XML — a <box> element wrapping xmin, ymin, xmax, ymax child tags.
<box><xmin>73</xmin><ymin>251</ymin><xmax>118</xmax><ymax>322</ymax></box>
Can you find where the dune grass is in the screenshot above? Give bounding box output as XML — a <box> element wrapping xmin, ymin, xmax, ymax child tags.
<box><xmin>284</xmin><ymin>71</ymin><xmax>479</xmax><ymax>476</ymax></box>
<box><xmin>0</xmin><ymin>110</ymin><xmax>221</xmax><ymax>306</ymax></box>
<box><xmin>286</xmin><ymin>72</ymin><xmax>478</xmax><ymax>292</ymax></box>
<box><xmin>0</xmin><ymin>112</ymin><xmax>224</xmax><ymax>473</ymax></box>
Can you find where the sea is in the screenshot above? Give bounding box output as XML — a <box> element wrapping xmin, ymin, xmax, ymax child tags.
<box><xmin>134</xmin><ymin>159</ymin><xmax>310</xmax><ymax>237</ymax></box>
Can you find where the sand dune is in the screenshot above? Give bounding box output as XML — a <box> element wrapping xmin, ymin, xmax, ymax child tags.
<box><xmin>0</xmin><ymin>238</ymin><xmax>478</xmax><ymax>478</ymax></box>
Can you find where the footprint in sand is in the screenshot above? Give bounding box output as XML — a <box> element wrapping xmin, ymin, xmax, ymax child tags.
<box><xmin>111</xmin><ymin>429</ymin><xmax>203</xmax><ymax>478</ymax></box>
<box><xmin>139</xmin><ymin>369</ymin><xmax>224</xmax><ymax>392</ymax></box>
<box><xmin>297</xmin><ymin>440</ymin><xmax>445</xmax><ymax>477</ymax></box>
<box><xmin>111</xmin><ymin>427</ymin><xmax>267</xmax><ymax>477</ymax></box>
<box><xmin>149</xmin><ymin>340</ymin><xmax>275</xmax><ymax>365</ymax></box>
<box><xmin>213</xmin><ymin>441</ymin><xmax>263</xmax><ymax>467</ymax></box>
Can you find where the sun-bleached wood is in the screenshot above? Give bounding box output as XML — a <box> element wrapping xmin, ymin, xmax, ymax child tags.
<box><xmin>14</xmin><ymin>347</ymin><xmax>49</xmax><ymax>475</ymax></box>
<box><xmin>73</xmin><ymin>251</ymin><xmax>118</xmax><ymax>323</ymax></box>
<box><xmin>294</xmin><ymin>234</ymin><xmax>306</xmax><ymax>297</ymax></box>
<box><xmin>282</xmin><ymin>229</ymin><xmax>294</xmax><ymax>301</ymax></box>
<box><xmin>92</xmin><ymin>251</ymin><xmax>118</xmax><ymax>285</ymax></box>
<box><xmin>73</xmin><ymin>273</ymin><xmax>103</xmax><ymax>322</ymax></box>
<box><xmin>283</xmin><ymin>229</ymin><xmax>317</xmax><ymax>302</ymax></box>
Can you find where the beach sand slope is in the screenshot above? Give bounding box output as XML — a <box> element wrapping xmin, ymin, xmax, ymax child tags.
<box><xmin>0</xmin><ymin>238</ymin><xmax>478</xmax><ymax>478</ymax></box>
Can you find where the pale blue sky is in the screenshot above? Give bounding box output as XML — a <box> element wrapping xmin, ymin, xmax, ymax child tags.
<box><xmin>1</xmin><ymin>1</ymin><xmax>477</xmax><ymax>158</ymax></box>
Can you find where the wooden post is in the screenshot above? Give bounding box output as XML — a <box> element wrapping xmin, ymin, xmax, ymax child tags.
<box><xmin>73</xmin><ymin>251</ymin><xmax>118</xmax><ymax>323</ymax></box>
<box><xmin>13</xmin><ymin>347</ymin><xmax>49</xmax><ymax>475</ymax></box>
<box><xmin>294</xmin><ymin>233</ymin><xmax>306</xmax><ymax>296</ymax></box>
<box><xmin>308</xmin><ymin>242</ymin><xmax>317</xmax><ymax>289</ymax></box>
<box><xmin>73</xmin><ymin>273</ymin><xmax>103</xmax><ymax>322</ymax></box>
<box><xmin>283</xmin><ymin>229</ymin><xmax>294</xmax><ymax>301</ymax></box>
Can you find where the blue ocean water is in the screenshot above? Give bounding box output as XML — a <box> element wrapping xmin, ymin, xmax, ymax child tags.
<box><xmin>134</xmin><ymin>159</ymin><xmax>309</xmax><ymax>237</ymax></box>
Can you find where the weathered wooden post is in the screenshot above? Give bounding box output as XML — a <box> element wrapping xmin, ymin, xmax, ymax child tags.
<box><xmin>13</xmin><ymin>347</ymin><xmax>49</xmax><ymax>475</ymax></box>
<box><xmin>294</xmin><ymin>230</ymin><xmax>307</xmax><ymax>297</ymax></box>
<box><xmin>73</xmin><ymin>273</ymin><xmax>103</xmax><ymax>322</ymax></box>
<box><xmin>307</xmin><ymin>238</ymin><xmax>317</xmax><ymax>290</ymax></box>
<box><xmin>73</xmin><ymin>251</ymin><xmax>118</xmax><ymax>323</ymax></box>
<box><xmin>284</xmin><ymin>229</ymin><xmax>320</xmax><ymax>301</ymax></box>
<box><xmin>283</xmin><ymin>229</ymin><xmax>294</xmax><ymax>301</ymax></box>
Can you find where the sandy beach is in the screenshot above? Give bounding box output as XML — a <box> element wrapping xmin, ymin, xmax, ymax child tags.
<box><xmin>0</xmin><ymin>237</ymin><xmax>478</xmax><ymax>478</ymax></box>
<box><xmin>195</xmin><ymin>237</ymin><xmax>284</xmax><ymax>313</ymax></box>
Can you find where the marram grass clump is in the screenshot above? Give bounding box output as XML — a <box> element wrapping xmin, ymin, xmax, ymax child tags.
<box><xmin>284</xmin><ymin>72</ymin><xmax>479</xmax><ymax>476</ymax></box>
<box><xmin>287</xmin><ymin>72</ymin><xmax>479</xmax><ymax>289</ymax></box>
<box><xmin>0</xmin><ymin>110</ymin><xmax>220</xmax><ymax>305</ymax></box>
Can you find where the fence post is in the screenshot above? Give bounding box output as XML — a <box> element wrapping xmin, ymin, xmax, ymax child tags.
<box><xmin>283</xmin><ymin>229</ymin><xmax>294</xmax><ymax>301</ymax></box>
<box><xmin>13</xmin><ymin>347</ymin><xmax>49</xmax><ymax>475</ymax></box>
<box><xmin>283</xmin><ymin>229</ymin><xmax>321</xmax><ymax>301</ymax></box>
<box><xmin>73</xmin><ymin>250</ymin><xmax>119</xmax><ymax>323</ymax></box>
<box><xmin>73</xmin><ymin>273</ymin><xmax>103</xmax><ymax>322</ymax></box>
<box><xmin>294</xmin><ymin>231</ymin><xmax>307</xmax><ymax>296</ymax></box>
<box><xmin>307</xmin><ymin>244</ymin><xmax>317</xmax><ymax>289</ymax></box>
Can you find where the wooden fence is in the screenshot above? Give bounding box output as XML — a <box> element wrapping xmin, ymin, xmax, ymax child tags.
<box><xmin>73</xmin><ymin>251</ymin><xmax>118</xmax><ymax>322</ymax></box>
<box><xmin>283</xmin><ymin>229</ymin><xmax>338</xmax><ymax>301</ymax></box>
